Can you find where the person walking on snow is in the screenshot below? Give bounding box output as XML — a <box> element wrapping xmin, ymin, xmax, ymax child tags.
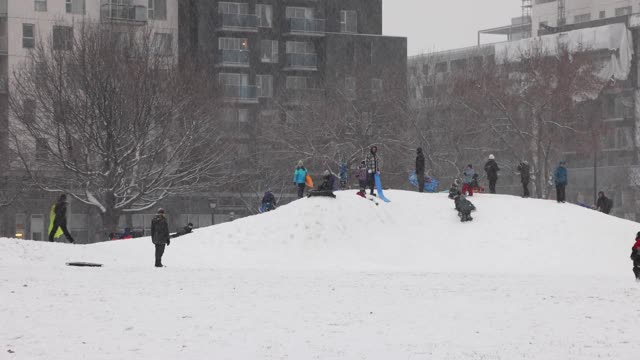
<box><xmin>484</xmin><ymin>154</ymin><xmax>500</xmax><ymax>194</ymax></box>
<box><xmin>595</xmin><ymin>191</ymin><xmax>613</xmax><ymax>214</ymax></box>
<box><xmin>630</xmin><ymin>232</ymin><xmax>640</xmax><ymax>281</ymax></box>
<box><xmin>416</xmin><ymin>147</ymin><xmax>426</xmax><ymax>193</ymax></box>
<box><xmin>461</xmin><ymin>164</ymin><xmax>475</xmax><ymax>197</ymax></box>
<box><xmin>554</xmin><ymin>160</ymin><xmax>568</xmax><ymax>203</ymax></box>
<box><xmin>48</xmin><ymin>194</ymin><xmax>75</xmax><ymax>243</ymax></box>
<box><xmin>151</xmin><ymin>208</ymin><xmax>170</xmax><ymax>268</ymax></box>
<box><xmin>293</xmin><ymin>160</ymin><xmax>308</xmax><ymax>199</ymax></box>
<box><xmin>517</xmin><ymin>160</ymin><xmax>531</xmax><ymax>198</ymax></box>
<box><xmin>365</xmin><ymin>145</ymin><xmax>381</xmax><ymax>195</ymax></box>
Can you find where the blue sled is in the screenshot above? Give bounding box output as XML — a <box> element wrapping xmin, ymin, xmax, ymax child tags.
<box><xmin>408</xmin><ymin>172</ymin><xmax>439</xmax><ymax>193</ymax></box>
<box><xmin>374</xmin><ymin>173</ymin><xmax>391</xmax><ymax>203</ymax></box>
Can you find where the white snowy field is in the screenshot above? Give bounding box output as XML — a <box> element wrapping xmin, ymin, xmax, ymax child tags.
<box><xmin>2</xmin><ymin>191</ymin><xmax>640</xmax><ymax>359</ymax></box>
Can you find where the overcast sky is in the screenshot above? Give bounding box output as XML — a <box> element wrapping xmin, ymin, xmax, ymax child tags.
<box><xmin>382</xmin><ymin>0</ymin><xmax>523</xmax><ymax>56</ymax></box>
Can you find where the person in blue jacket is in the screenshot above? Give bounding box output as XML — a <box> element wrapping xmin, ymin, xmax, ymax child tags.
<box><xmin>293</xmin><ymin>160</ymin><xmax>308</xmax><ymax>199</ymax></box>
<box><xmin>554</xmin><ymin>160</ymin><xmax>568</xmax><ymax>203</ymax></box>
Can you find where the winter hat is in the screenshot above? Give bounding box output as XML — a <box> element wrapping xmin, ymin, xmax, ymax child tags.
<box><xmin>297</xmin><ymin>160</ymin><xmax>304</xmax><ymax>167</ymax></box>
<box><xmin>636</xmin><ymin>231</ymin><xmax>640</xmax><ymax>239</ymax></box>
<box><xmin>58</xmin><ymin>194</ymin><xmax>67</xmax><ymax>201</ymax></box>
<box><xmin>559</xmin><ymin>160</ymin><xmax>566</xmax><ymax>165</ymax></box>
<box><xmin>489</xmin><ymin>154</ymin><xmax>495</xmax><ymax>160</ymax></box>
<box><xmin>323</xmin><ymin>170</ymin><xmax>330</xmax><ymax>176</ymax></box>
<box><xmin>157</xmin><ymin>208</ymin><xmax>165</xmax><ymax>214</ymax></box>
<box><xmin>417</xmin><ymin>147</ymin><xmax>423</xmax><ymax>153</ymax></box>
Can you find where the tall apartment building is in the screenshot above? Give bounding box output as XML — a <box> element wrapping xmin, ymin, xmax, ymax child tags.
<box><xmin>532</xmin><ymin>0</ymin><xmax>637</xmax><ymax>35</ymax></box>
<box><xmin>0</xmin><ymin>0</ymin><xmax>179</xmax><ymax>241</ymax></box>
<box><xmin>178</xmin><ymin>0</ymin><xmax>407</xmax><ymax>158</ymax></box>
<box><xmin>409</xmin><ymin>2</ymin><xmax>640</xmax><ymax>220</ymax></box>
<box><xmin>0</xmin><ymin>0</ymin><xmax>407</xmax><ymax>241</ymax></box>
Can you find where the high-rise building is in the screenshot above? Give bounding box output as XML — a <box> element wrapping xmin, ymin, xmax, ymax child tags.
<box><xmin>178</xmin><ymin>0</ymin><xmax>407</xmax><ymax>158</ymax></box>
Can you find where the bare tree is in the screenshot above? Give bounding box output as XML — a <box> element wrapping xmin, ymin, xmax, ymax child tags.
<box><xmin>9</xmin><ymin>23</ymin><xmax>232</xmax><ymax>234</ymax></box>
<box><xmin>451</xmin><ymin>43</ymin><xmax>604</xmax><ymax>197</ymax></box>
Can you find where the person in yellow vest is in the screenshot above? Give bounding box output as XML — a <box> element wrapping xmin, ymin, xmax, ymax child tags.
<box><xmin>48</xmin><ymin>194</ymin><xmax>75</xmax><ymax>243</ymax></box>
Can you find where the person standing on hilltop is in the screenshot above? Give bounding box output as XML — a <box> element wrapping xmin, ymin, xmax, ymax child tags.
<box><xmin>554</xmin><ymin>160</ymin><xmax>568</xmax><ymax>203</ymax></box>
<box><xmin>365</xmin><ymin>145</ymin><xmax>381</xmax><ymax>196</ymax></box>
<box><xmin>151</xmin><ymin>208</ymin><xmax>170</xmax><ymax>268</ymax></box>
<box><xmin>415</xmin><ymin>147</ymin><xmax>426</xmax><ymax>193</ymax></box>
<box><xmin>461</xmin><ymin>164</ymin><xmax>475</xmax><ymax>197</ymax></box>
<box><xmin>517</xmin><ymin>160</ymin><xmax>531</xmax><ymax>198</ymax></box>
<box><xmin>293</xmin><ymin>160</ymin><xmax>308</xmax><ymax>199</ymax></box>
<box><xmin>484</xmin><ymin>154</ymin><xmax>500</xmax><ymax>194</ymax></box>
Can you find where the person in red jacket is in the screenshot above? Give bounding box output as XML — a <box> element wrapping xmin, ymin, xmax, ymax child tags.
<box><xmin>632</xmin><ymin>233</ymin><xmax>640</xmax><ymax>281</ymax></box>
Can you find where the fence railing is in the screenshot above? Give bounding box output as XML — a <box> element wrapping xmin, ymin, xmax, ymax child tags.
<box><xmin>218</xmin><ymin>13</ymin><xmax>258</xmax><ymax>30</ymax></box>
<box><xmin>286</xmin><ymin>18</ymin><xmax>326</xmax><ymax>34</ymax></box>
<box><xmin>218</xmin><ymin>50</ymin><xmax>250</xmax><ymax>66</ymax></box>
<box><xmin>285</xmin><ymin>53</ymin><xmax>318</xmax><ymax>69</ymax></box>
<box><xmin>100</xmin><ymin>2</ymin><xmax>147</xmax><ymax>22</ymax></box>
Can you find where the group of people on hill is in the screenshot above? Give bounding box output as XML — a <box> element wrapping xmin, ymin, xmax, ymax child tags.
<box><xmin>289</xmin><ymin>145</ymin><xmax>383</xmax><ymax>200</ymax></box>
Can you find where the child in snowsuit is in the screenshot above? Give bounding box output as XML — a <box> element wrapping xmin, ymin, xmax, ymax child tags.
<box><xmin>631</xmin><ymin>232</ymin><xmax>640</xmax><ymax>281</ymax></box>
<box><xmin>293</xmin><ymin>160</ymin><xmax>308</xmax><ymax>199</ymax></box>
<box><xmin>448</xmin><ymin>179</ymin><xmax>460</xmax><ymax>199</ymax></box>
<box><xmin>462</xmin><ymin>164</ymin><xmax>475</xmax><ymax>196</ymax></box>
<box><xmin>355</xmin><ymin>160</ymin><xmax>368</xmax><ymax>197</ymax></box>
<box><xmin>454</xmin><ymin>193</ymin><xmax>476</xmax><ymax>222</ymax></box>
<box><xmin>261</xmin><ymin>190</ymin><xmax>277</xmax><ymax>212</ymax></box>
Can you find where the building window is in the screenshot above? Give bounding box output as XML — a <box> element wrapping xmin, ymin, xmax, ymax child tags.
<box><xmin>345</xmin><ymin>76</ymin><xmax>356</xmax><ymax>99</ymax></box>
<box><xmin>65</xmin><ymin>0</ymin><xmax>85</xmax><ymax>15</ymax></box>
<box><xmin>260</xmin><ymin>40</ymin><xmax>278</xmax><ymax>63</ymax></box>
<box><xmin>371</xmin><ymin>78</ymin><xmax>383</xmax><ymax>94</ymax></box>
<box><xmin>153</xmin><ymin>33</ymin><xmax>173</xmax><ymax>56</ymax></box>
<box><xmin>286</xmin><ymin>76</ymin><xmax>309</xmax><ymax>89</ymax></box>
<box><xmin>286</xmin><ymin>41</ymin><xmax>314</xmax><ymax>54</ymax></box>
<box><xmin>599</xmin><ymin>11</ymin><xmax>606</xmax><ymax>19</ymax></box>
<box><xmin>573</xmin><ymin>13</ymin><xmax>591</xmax><ymax>23</ymax></box>
<box><xmin>286</xmin><ymin>7</ymin><xmax>314</xmax><ymax>19</ymax></box>
<box><xmin>615</xmin><ymin>6</ymin><xmax>632</xmax><ymax>17</ymax></box>
<box><xmin>219</xmin><ymin>37</ymin><xmax>248</xmax><ymax>51</ymax></box>
<box><xmin>219</xmin><ymin>2</ymin><xmax>249</xmax><ymax>15</ymax></box>
<box><xmin>148</xmin><ymin>0</ymin><xmax>167</xmax><ymax>20</ymax></box>
<box><xmin>35</xmin><ymin>0</ymin><xmax>47</xmax><ymax>12</ymax></box>
<box><xmin>340</xmin><ymin>10</ymin><xmax>357</xmax><ymax>33</ymax></box>
<box><xmin>256</xmin><ymin>75</ymin><xmax>273</xmax><ymax>98</ymax></box>
<box><xmin>53</xmin><ymin>26</ymin><xmax>73</xmax><ymax>51</ymax></box>
<box><xmin>256</xmin><ymin>4</ymin><xmax>273</xmax><ymax>27</ymax></box>
<box><xmin>219</xmin><ymin>72</ymin><xmax>248</xmax><ymax>86</ymax></box>
<box><xmin>23</xmin><ymin>24</ymin><xmax>35</xmax><ymax>49</ymax></box>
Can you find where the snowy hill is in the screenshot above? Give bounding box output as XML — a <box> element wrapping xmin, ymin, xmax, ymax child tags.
<box><xmin>2</xmin><ymin>191</ymin><xmax>639</xmax><ymax>359</ymax></box>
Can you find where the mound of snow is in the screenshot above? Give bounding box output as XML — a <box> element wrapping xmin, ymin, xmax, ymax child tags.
<box><xmin>2</xmin><ymin>191</ymin><xmax>636</xmax><ymax>277</ymax></box>
<box><xmin>2</xmin><ymin>191</ymin><xmax>639</xmax><ymax>360</ymax></box>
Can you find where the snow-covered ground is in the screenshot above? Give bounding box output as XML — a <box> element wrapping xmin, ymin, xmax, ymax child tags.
<box><xmin>2</xmin><ymin>191</ymin><xmax>639</xmax><ymax>359</ymax></box>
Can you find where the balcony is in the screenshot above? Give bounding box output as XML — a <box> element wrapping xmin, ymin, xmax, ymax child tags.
<box><xmin>217</xmin><ymin>13</ymin><xmax>258</xmax><ymax>32</ymax></box>
<box><xmin>216</xmin><ymin>50</ymin><xmax>250</xmax><ymax>68</ymax></box>
<box><xmin>284</xmin><ymin>53</ymin><xmax>318</xmax><ymax>71</ymax></box>
<box><xmin>285</xmin><ymin>18</ymin><xmax>326</xmax><ymax>36</ymax></box>
<box><xmin>223</xmin><ymin>85</ymin><xmax>259</xmax><ymax>104</ymax></box>
<box><xmin>0</xmin><ymin>35</ymin><xmax>6</xmax><ymax>55</ymax></box>
<box><xmin>100</xmin><ymin>2</ymin><xmax>147</xmax><ymax>23</ymax></box>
